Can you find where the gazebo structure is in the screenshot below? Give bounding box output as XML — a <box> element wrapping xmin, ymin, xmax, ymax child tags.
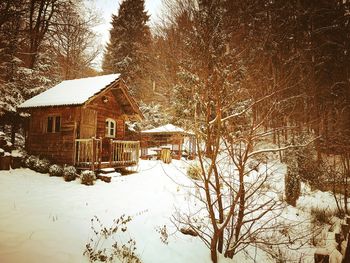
<box><xmin>140</xmin><ymin>124</ymin><xmax>196</xmax><ymax>160</ymax></box>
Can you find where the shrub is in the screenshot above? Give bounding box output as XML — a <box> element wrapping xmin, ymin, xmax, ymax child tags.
<box><xmin>187</xmin><ymin>163</ymin><xmax>202</xmax><ymax>180</ymax></box>
<box><xmin>49</xmin><ymin>164</ymin><xmax>64</xmax><ymax>177</ymax></box>
<box><xmin>84</xmin><ymin>215</ymin><xmax>141</xmax><ymax>263</ymax></box>
<box><xmin>311</xmin><ymin>207</ymin><xmax>336</xmax><ymax>225</ymax></box>
<box><xmin>34</xmin><ymin>158</ymin><xmax>51</xmax><ymax>173</ymax></box>
<box><xmin>24</xmin><ymin>155</ymin><xmax>40</xmax><ymax>170</ymax></box>
<box><xmin>287</xmin><ymin>134</ymin><xmax>324</xmax><ymax>186</ymax></box>
<box><xmin>81</xmin><ymin>170</ymin><xmax>96</xmax><ymax>186</ymax></box>
<box><xmin>284</xmin><ymin>148</ymin><xmax>301</xmax><ymax>207</ymax></box>
<box><xmin>63</xmin><ymin>166</ymin><xmax>77</xmax><ymax>182</ymax></box>
<box><xmin>20</xmin><ymin>152</ymin><xmax>29</xmax><ymax>166</ymax></box>
<box><xmin>285</xmin><ymin>170</ymin><xmax>301</xmax><ymax>207</ymax></box>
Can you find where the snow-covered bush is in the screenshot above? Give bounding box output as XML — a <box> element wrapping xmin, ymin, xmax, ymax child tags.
<box><xmin>187</xmin><ymin>163</ymin><xmax>202</xmax><ymax>180</ymax></box>
<box><xmin>285</xmin><ymin>134</ymin><xmax>324</xmax><ymax>186</ymax></box>
<box><xmin>34</xmin><ymin>158</ymin><xmax>51</xmax><ymax>173</ymax></box>
<box><xmin>285</xmin><ymin>170</ymin><xmax>301</xmax><ymax>207</ymax></box>
<box><xmin>310</xmin><ymin>207</ymin><xmax>337</xmax><ymax>225</ymax></box>
<box><xmin>63</xmin><ymin>166</ymin><xmax>77</xmax><ymax>182</ymax></box>
<box><xmin>49</xmin><ymin>164</ymin><xmax>63</xmax><ymax>177</ymax></box>
<box><xmin>81</xmin><ymin>170</ymin><xmax>96</xmax><ymax>186</ymax></box>
<box><xmin>24</xmin><ymin>155</ymin><xmax>40</xmax><ymax>170</ymax></box>
<box><xmin>20</xmin><ymin>152</ymin><xmax>29</xmax><ymax>166</ymax></box>
<box><xmin>295</xmin><ymin>143</ymin><xmax>324</xmax><ymax>185</ymax></box>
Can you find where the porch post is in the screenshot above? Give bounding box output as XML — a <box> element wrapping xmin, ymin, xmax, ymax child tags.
<box><xmin>178</xmin><ymin>137</ymin><xmax>182</xmax><ymax>160</ymax></box>
<box><xmin>98</xmin><ymin>137</ymin><xmax>102</xmax><ymax>170</ymax></box>
<box><xmin>109</xmin><ymin>139</ymin><xmax>113</xmax><ymax>167</ymax></box>
<box><xmin>91</xmin><ymin>137</ymin><xmax>95</xmax><ymax>171</ymax></box>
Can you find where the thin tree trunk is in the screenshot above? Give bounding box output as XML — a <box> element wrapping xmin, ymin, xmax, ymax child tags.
<box><xmin>210</xmin><ymin>234</ymin><xmax>218</xmax><ymax>263</ymax></box>
<box><xmin>277</xmin><ymin>129</ymin><xmax>282</xmax><ymax>162</ymax></box>
<box><xmin>226</xmin><ymin>167</ymin><xmax>245</xmax><ymax>258</ymax></box>
<box><xmin>213</xmin><ymin>165</ymin><xmax>224</xmax><ymax>253</ymax></box>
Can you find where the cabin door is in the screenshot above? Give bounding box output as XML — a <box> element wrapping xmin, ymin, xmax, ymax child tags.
<box><xmin>80</xmin><ymin>108</ymin><xmax>97</xmax><ymax>138</ymax></box>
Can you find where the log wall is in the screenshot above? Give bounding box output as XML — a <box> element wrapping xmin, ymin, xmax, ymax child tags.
<box><xmin>85</xmin><ymin>89</ymin><xmax>125</xmax><ymax>139</ymax></box>
<box><xmin>26</xmin><ymin>106</ymin><xmax>78</xmax><ymax>164</ymax></box>
<box><xmin>25</xmin><ymin>87</ymin><xmax>133</xmax><ymax>165</ymax></box>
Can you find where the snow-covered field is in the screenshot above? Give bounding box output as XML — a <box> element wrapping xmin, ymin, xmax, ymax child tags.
<box><xmin>0</xmin><ymin>160</ymin><xmax>213</xmax><ymax>263</ymax></box>
<box><xmin>0</xmin><ymin>159</ymin><xmax>343</xmax><ymax>263</ymax></box>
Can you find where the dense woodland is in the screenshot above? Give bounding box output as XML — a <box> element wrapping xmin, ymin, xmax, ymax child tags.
<box><xmin>1</xmin><ymin>0</ymin><xmax>349</xmax><ymax>149</ymax></box>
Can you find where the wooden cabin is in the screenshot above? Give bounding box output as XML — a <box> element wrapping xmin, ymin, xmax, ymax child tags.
<box><xmin>140</xmin><ymin>124</ymin><xmax>196</xmax><ymax>160</ymax></box>
<box><xmin>18</xmin><ymin>74</ymin><xmax>143</xmax><ymax>170</ymax></box>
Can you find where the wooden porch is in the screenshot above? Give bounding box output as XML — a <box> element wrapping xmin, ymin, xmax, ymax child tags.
<box><xmin>74</xmin><ymin>138</ymin><xmax>140</xmax><ymax>171</ymax></box>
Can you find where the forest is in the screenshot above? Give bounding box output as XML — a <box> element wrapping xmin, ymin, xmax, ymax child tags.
<box><xmin>1</xmin><ymin>0</ymin><xmax>349</xmax><ymax>149</ymax></box>
<box><xmin>0</xmin><ymin>0</ymin><xmax>350</xmax><ymax>262</ymax></box>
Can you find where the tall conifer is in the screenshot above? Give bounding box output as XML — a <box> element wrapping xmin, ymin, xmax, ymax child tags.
<box><xmin>102</xmin><ymin>0</ymin><xmax>151</xmax><ymax>98</ymax></box>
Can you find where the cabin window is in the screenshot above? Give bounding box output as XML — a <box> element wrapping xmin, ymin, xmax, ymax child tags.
<box><xmin>47</xmin><ymin>116</ymin><xmax>61</xmax><ymax>133</ymax></box>
<box><xmin>105</xmin><ymin>118</ymin><xmax>116</xmax><ymax>138</ymax></box>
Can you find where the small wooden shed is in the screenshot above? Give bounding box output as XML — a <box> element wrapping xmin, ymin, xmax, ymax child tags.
<box><xmin>18</xmin><ymin>74</ymin><xmax>143</xmax><ymax>170</ymax></box>
<box><xmin>140</xmin><ymin>124</ymin><xmax>196</xmax><ymax>160</ymax></box>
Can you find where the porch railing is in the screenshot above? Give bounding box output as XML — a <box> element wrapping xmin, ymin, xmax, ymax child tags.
<box><xmin>74</xmin><ymin>138</ymin><xmax>140</xmax><ymax>170</ymax></box>
<box><xmin>109</xmin><ymin>140</ymin><xmax>140</xmax><ymax>167</ymax></box>
<box><xmin>74</xmin><ymin>138</ymin><xmax>102</xmax><ymax>170</ymax></box>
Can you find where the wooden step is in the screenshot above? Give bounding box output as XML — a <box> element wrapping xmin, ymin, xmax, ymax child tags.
<box><xmin>96</xmin><ymin>174</ymin><xmax>112</xmax><ymax>183</ymax></box>
<box><xmin>99</xmin><ymin>167</ymin><xmax>115</xmax><ymax>174</ymax></box>
<box><xmin>96</xmin><ymin>168</ymin><xmax>122</xmax><ymax>183</ymax></box>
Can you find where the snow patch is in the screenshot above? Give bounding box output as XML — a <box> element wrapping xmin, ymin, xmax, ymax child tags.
<box><xmin>142</xmin><ymin>124</ymin><xmax>193</xmax><ymax>135</ymax></box>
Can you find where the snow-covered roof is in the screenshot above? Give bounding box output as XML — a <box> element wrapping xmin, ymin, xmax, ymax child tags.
<box><xmin>18</xmin><ymin>74</ymin><xmax>120</xmax><ymax>108</ymax></box>
<box><xmin>142</xmin><ymin>124</ymin><xmax>194</xmax><ymax>135</ymax></box>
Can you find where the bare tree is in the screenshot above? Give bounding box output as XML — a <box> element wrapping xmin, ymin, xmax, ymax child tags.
<box><xmin>22</xmin><ymin>0</ymin><xmax>68</xmax><ymax>69</ymax></box>
<box><xmin>49</xmin><ymin>1</ymin><xmax>101</xmax><ymax>79</ymax></box>
<box><xmin>172</xmin><ymin>89</ymin><xmax>315</xmax><ymax>262</ymax></box>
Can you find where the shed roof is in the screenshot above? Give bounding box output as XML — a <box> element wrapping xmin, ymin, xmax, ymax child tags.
<box><xmin>18</xmin><ymin>74</ymin><xmax>120</xmax><ymax>109</ymax></box>
<box><xmin>141</xmin><ymin>124</ymin><xmax>194</xmax><ymax>135</ymax></box>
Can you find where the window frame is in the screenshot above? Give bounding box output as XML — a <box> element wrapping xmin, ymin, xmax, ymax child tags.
<box><xmin>46</xmin><ymin>115</ymin><xmax>61</xmax><ymax>133</ymax></box>
<box><xmin>105</xmin><ymin>118</ymin><xmax>116</xmax><ymax>138</ymax></box>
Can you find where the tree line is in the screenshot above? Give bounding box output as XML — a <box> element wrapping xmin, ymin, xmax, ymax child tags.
<box><xmin>104</xmin><ymin>0</ymin><xmax>349</xmax><ymax>155</ymax></box>
<box><xmin>1</xmin><ymin>0</ymin><xmax>349</xmax><ymax>152</ymax></box>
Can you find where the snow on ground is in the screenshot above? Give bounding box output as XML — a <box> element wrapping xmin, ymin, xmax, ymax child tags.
<box><xmin>0</xmin><ymin>160</ymin><xmax>212</xmax><ymax>263</ymax></box>
<box><xmin>0</xmin><ymin>159</ymin><xmax>343</xmax><ymax>263</ymax></box>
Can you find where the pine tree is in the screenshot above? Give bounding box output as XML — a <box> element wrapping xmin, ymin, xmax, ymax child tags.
<box><xmin>102</xmin><ymin>0</ymin><xmax>152</xmax><ymax>98</ymax></box>
<box><xmin>0</xmin><ymin>0</ymin><xmax>26</xmax><ymax>115</ymax></box>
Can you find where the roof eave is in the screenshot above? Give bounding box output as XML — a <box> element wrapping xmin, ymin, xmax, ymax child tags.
<box><xmin>17</xmin><ymin>103</ymin><xmax>83</xmax><ymax>111</ymax></box>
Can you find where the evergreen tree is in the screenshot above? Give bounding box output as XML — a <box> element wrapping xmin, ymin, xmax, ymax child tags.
<box><xmin>0</xmin><ymin>0</ymin><xmax>25</xmax><ymax>115</ymax></box>
<box><xmin>102</xmin><ymin>0</ymin><xmax>152</xmax><ymax>99</ymax></box>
